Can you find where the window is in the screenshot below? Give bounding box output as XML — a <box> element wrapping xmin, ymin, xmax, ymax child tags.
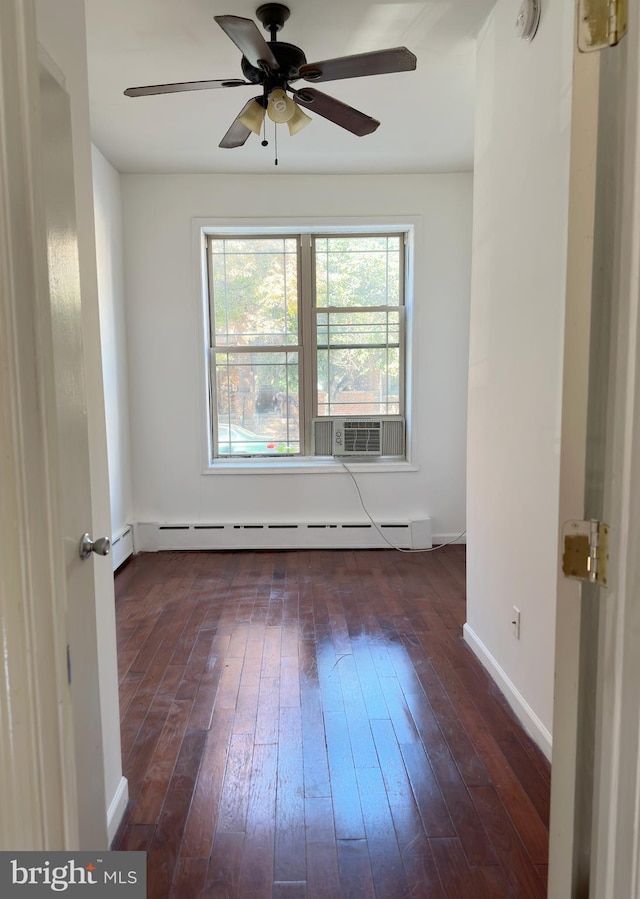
<box><xmin>315</xmin><ymin>236</ymin><xmax>402</xmax><ymax>418</ymax></box>
<box><xmin>206</xmin><ymin>231</ymin><xmax>406</xmax><ymax>459</ymax></box>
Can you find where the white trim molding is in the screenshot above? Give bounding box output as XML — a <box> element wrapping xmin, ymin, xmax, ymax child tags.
<box><xmin>463</xmin><ymin>623</ymin><xmax>552</xmax><ymax>760</ymax></box>
<box><xmin>106</xmin><ymin>777</ymin><xmax>129</xmax><ymax>847</ymax></box>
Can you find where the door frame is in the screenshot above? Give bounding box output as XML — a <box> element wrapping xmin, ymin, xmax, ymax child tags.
<box><xmin>590</xmin><ymin>2</ymin><xmax>640</xmax><ymax>893</ymax></box>
<box><xmin>547</xmin><ymin>35</ymin><xmax>601</xmax><ymax>896</ymax></box>
<box><xmin>549</xmin><ymin>1</ymin><xmax>640</xmax><ymax>894</ymax></box>
<box><xmin>0</xmin><ymin>0</ymin><xmax>79</xmax><ymax>849</ymax></box>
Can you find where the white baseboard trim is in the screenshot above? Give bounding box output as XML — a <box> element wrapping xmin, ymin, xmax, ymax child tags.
<box><xmin>433</xmin><ymin>532</ymin><xmax>467</xmax><ymax>545</ymax></box>
<box><xmin>463</xmin><ymin>623</ymin><xmax>552</xmax><ymax>760</ymax></box>
<box><xmin>107</xmin><ymin>776</ymin><xmax>129</xmax><ymax>846</ymax></box>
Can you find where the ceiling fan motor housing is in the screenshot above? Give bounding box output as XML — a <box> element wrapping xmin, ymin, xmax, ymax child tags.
<box><xmin>240</xmin><ymin>41</ymin><xmax>307</xmax><ymax>85</ymax></box>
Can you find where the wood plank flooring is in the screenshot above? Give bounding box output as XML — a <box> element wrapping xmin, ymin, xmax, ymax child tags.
<box><xmin>112</xmin><ymin>548</ymin><xmax>550</xmax><ymax>898</ymax></box>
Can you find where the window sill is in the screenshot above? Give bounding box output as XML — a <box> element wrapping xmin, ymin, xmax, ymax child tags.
<box><xmin>203</xmin><ymin>457</ymin><xmax>418</xmax><ymax>475</ymax></box>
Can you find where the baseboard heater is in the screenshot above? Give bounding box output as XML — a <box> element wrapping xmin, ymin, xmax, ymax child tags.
<box><xmin>111</xmin><ymin>525</ymin><xmax>134</xmax><ymax>571</ymax></box>
<box><xmin>134</xmin><ymin>519</ymin><xmax>432</xmax><ymax>552</ymax></box>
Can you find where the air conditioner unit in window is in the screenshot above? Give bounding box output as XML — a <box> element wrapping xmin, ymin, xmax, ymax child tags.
<box><xmin>313</xmin><ymin>418</ymin><xmax>405</xmax><ymax>457</ymax></box>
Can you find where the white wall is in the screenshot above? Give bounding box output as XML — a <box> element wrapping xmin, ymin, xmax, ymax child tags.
<box><xmin>35</xmin><ymin>0</ymin><xmax>126</xmax><ymax>842</ymax></box>
<box><xmin>92</xmin><ymin>144</ymin><xmax>132</xmax><ymax>540</ymax></box>
<box><xmin>121</xmin><ymin>173</ymin><xmax>472</xmax><ymax>538</ymax></box>
<box><xmin>466</xmin><ymin>0</ymin><xmax>574</xmax><ymax>753</ymax></box>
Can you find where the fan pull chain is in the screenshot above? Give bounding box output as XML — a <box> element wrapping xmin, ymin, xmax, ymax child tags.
<box><xmin>274</xmin><ymin>122</ymin><xmax>278</xmax><ymax>166</ymax></box>
<box><xmin>261</xmin><ymin>85</ymin><xmax>268</xmax><ymax>147</ymax></box>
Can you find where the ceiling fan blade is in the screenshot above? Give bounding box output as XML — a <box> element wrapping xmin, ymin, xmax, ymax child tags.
<box><xmin>219</xmin><ymin>97</ymin><xmax>262</xmax><ymax>149</ymax></box>
<box><xmin>298</xmin><ymin>47</ymin><xmax>416</xmax><ymax>83</ymax></box>
<box><xmin>214</xmin><ymin>15</ymin><xmax>279</xmax><ymax>71</ymax></box>
<box><xmin>292</xmin><ymin>88</ymin><xmax>380</xmax><ymax>137</ymax></box>
<box><xmin>124</xmin><ymin>79</ymin><xmax>249</xmax><ymax>97</ymax></box>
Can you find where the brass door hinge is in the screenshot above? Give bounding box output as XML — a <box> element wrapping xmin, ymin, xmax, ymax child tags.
<box><xmin>562</xmin><ymin>520</ymin><xmax>610</xmax><ymax>586</ymax></box>
<box><xmin>578</xmin><ymin>0</ymin><xmax>627</xmax><ymax>52</ymax></box>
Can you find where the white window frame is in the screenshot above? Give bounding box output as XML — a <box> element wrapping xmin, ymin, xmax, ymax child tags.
<box><xmin>193</xmin><ymin>218</ymin><xmax>419</xmax><ymax>474</ymax></box>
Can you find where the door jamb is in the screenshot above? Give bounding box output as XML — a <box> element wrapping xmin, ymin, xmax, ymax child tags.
<box><xmin>550</xmin><ymin>1</ymin><xmax>640</xmax><ymax>893</ymax></box>
<box><xmin>548</xmin><ymin>37</ymin><xmax>601</xmax><ymax>899</ymax></box>
<box><xmin>591</xmin><ymin>1</ymin><xmax>640</xmax><ymax>893</ymax></box>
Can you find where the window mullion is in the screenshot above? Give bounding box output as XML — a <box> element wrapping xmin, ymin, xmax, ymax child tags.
<box><xmin>400</xmin><ymin>238</ymin><xmax>406</xmax><ymax>417</ymax></box>
<box><xmin>205</xmin><ymin>238</ymin><xmax>217</xmax><ymax>454</ymax></box>
<box><xmin>299</xmin><ymin>234</ymin><xmax>314</xmax><ymax>454</ymax></box>
<box><xmin>206</xmin><ymin>236</ymin><xmax>216</xmax><ymax>349</ymax></box>
<box><xmin>212</xmin><ymin>344</ymin><xmax>298</xmax><ymax>355</ymax></box>
<box><xmin>399</xmin><ymin>305</ymin><xmax>406</xmax><ymax>417</ymax></box>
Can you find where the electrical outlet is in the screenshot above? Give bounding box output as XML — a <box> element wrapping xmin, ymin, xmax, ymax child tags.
<box><xmin>512</xmin><ymin>606</ymin><xmax>521</xmax><ymax>639</ymax></box>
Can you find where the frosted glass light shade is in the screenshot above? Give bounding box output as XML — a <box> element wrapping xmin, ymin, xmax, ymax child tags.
<box><xmin>287</xmin><ymin>105</ymin><xmax>312</xmax><ymax>135</ymax></box>
<box><xmin>267</xmin><ymin>88</ymin><xmax>296</xmax><ymax>124</ymax></box>
<box><xmin>238</xmin><ymin>100</ymin><xmax>265</xmax><ymax>135</ymax></box>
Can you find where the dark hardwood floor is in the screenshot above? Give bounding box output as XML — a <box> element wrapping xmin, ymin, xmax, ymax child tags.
<box><xmin>112</xmin><ymin>548</ymin><xmax>550</xmax><ymax>898</ymax></box>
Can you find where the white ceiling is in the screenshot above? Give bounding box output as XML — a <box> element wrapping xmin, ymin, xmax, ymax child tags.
<box><xmin>85</xmin><ymin>0</ymin><xmax>495</xmax><ymax>175</ymax></box>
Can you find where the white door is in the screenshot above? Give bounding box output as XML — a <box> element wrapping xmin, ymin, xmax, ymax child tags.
<box><xmin>38</xmin><ymin>60</ymin><xmax>109</xmax><ymax>849</ymax></box>
<box><xmin>0</xmin><ymin>0</ymin><xmax>108</xmax><ymax>850</ymax></box>
<box><xmin>549</xmin><ymin>3</ymin><xmax>640</xmax><ymax>895</ymax></box>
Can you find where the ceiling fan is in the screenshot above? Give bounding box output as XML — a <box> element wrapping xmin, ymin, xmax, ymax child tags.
<box><xmin>124</xmin><ymin>3</ymin><xmax>417</xmax><ymax>150</ymax></box>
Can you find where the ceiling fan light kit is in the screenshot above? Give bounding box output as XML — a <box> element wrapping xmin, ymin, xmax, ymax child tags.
<box><xmin>287</xmin><ymin>104</ymin><xmax>312</xmax><ymax>136</ymax></box>
<box><xmin>267</xmin><ymin>87</ymin><xmax>296</xmax><ymax>123</ymax></box>
<box><xmin>123</xmin><ymin>3</ymin><xmax>417</xmax><ymax>159</ymax></box>
<box><xmin>237</xmin><ymin>98</ymin><xmax>266</xmax><ymax>134</ymax></box>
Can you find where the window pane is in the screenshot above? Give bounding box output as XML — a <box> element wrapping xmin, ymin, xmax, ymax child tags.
<box><xmin>214</xmin><ymin>351</ymin><xmax>300</xmax><ymax>455</ymax></box>
<box><xmin>316</xmin><ymin>308</ymin><xmax>401</xmax><ymax>416</ymax></box>
<box><xmin>317</xmin><ymin>310</ymin><xmax>400</xmax><ymax>348</ymax></box>
<box><xmin>316</xmin><ymin>344</ymin><xmax>400</xmax><ymax>417</ymax></box>
<box><xmin>211</xmin><ymin>238</ymin><xmax>298</xmax><ymax>346</ymax></box>
<box><xmin>315</xmin><ymin>235</ymin><xmax>401</xmax><ymax>308</ymax></box>
<box><xmin>317</xmin><ymin>346</ymin><xmax>400</xmax><ymax>416</ymax></box>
